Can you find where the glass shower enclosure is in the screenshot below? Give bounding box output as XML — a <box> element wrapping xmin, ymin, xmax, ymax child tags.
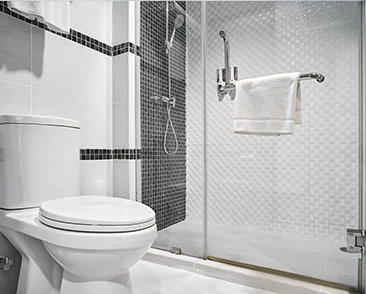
<box><xmin>136</xmin><ymin>1</ymin><xmax>366</xmax><ymax>292</ymax></box>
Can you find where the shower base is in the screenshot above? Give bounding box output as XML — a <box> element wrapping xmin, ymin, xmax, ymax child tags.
<box><xmin>154</xmin><ymin>220</ymin><xmax>358</xmax><ymax>289</ymax></box>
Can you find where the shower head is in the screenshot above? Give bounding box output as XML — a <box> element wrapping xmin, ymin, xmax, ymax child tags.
<box><xmin>174</xmin><ymin>15</ymin><xmax>185</xmax><ymax>29</ymax></box>
<box><xmin>168</xmin><ymin>15</ymin><xmax>185</xmax><ymax>48</ymax></box>
<box><xmin>219</xmin><ymin>30</ymin><xmax>228</xmax><ymax>44</ymax></box>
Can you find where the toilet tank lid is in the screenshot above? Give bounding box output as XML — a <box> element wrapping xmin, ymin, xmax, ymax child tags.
<box><xmin>0</xmin><ymin>115</ymin><xmax>80</xmax><ymax>129</ymax></box>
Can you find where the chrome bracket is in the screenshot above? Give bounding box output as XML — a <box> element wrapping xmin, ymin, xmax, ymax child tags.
<box><xmin>0</xmin><ymin>256</ymin><xmax>15</xmax><ymax>271</ymax></box>
<box><xmin>217</xmin><ymin>67</ymin><xmax>238</xmax><ymax>102</ymax></box>
<box><xmin>340</xmin><ymin>228</ymin><xmax>366</xmax><ymax>254</ymax></box>
<box><xmin>217</xmin><ymin>30</ymin><xmax>238</xmax><ymax>102</ymax></box>
<box><xmin>171</xmin><ymin>247</ymin><xmax>182</xmax><ymax>255</ymax></box>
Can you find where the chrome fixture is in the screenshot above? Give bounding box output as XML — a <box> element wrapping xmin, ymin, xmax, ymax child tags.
<box><xmin>340</xmin><ymin>228</ymin><xmax>366</xmax><ymax>254</ymax></box>
<box><xmin>171</xmin><ymin>247</ymin><xmax>182</xmax><ymax>255</ymax></box>
<box><xmin>151</xmin><ymin>95</ymin><xmax>176</xmax><ymax>107</ymax></box>
<box><xmin>166</xmin><ymin>15</ymin><xmax>185</xmax><ymax>50</ymax></box>
<box><xmin>299</xmin><ymin>72</ymin><xmax>325</xmax><ymax>83</ymax></box>
<box><xmin>0</xmin><ymin>256</ymin><xmax>15</xmax><ymax>271</ymax></box>
<box><xmin>150</xmin><ymin>2</ymin><xmax>183</xmax><ymax>156</ymax></box>
<box><xmin>217</xmin><ymin>31</ymin><xmax>325</xmax><ymax>102</ymax></box>
<box><xmin>217</xmin><ymin>30</ymin><xmax>238</xmax><ymax>102</ymax></box>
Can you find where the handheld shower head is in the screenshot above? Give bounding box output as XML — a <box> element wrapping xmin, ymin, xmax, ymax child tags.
<box><xmin>174</xmin><ymin>15</ymin><xmax>185</xmax><ymax>29</ymax></box>
<box><xmin>219</xmin><ymin>30</ymin><xmax>228</xmax><ymax>44</ymax></box>
<box><xmin>168</xmin><ymin>15</ymin><xmax>185</xmax><ymax>48</ymax></box>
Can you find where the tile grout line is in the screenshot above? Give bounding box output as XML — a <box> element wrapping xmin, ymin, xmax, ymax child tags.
<box><xmin>319</xmin><ymin>241</ymin><xmax>330</xmax><ymax>294</ymax></box>
<box><xmin>214</xmin><ymin>230</ymin><xmax>247</xmax><ymax>257</ymax></box>
<box><xmin>168</xmin><ymin>273</ymin><xmax>196</xmax><ymax>294</ymax></box>
<box><xmin>31</xmin><ymin>85</ymin><xmax>113</xmax><ymax>104</ymax></box>
<box><xmin>30</xmin><ymin>23</ymin><xmax>33</xmax><ymax>114</ymax></box>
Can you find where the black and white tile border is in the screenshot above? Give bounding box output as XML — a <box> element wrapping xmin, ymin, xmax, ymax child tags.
<box><xmin>0</xmin><ymin>1</ymin><xmax>140</xmax><ymax>57</ymax></box>
<box><xmin>80</xmin><ymin>149</ymin><xmax>141</xmax><ymax>161</ymax></box>
<box><xmin>113</xmin><ymin>42</ymin><xmax>140</xmax><ymax>56</ymax></box>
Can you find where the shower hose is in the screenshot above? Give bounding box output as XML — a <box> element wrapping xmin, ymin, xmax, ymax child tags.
<box><xmin>164</xmin><ymin>102</ymin><xmax>178</xmax><ymax>155</ymax></box>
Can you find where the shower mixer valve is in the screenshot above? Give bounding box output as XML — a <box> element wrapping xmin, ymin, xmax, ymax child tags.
<box><xmin>151</xmin><ymin>95</ymin><xmax>176</xmax><ymax>108</ymax></box>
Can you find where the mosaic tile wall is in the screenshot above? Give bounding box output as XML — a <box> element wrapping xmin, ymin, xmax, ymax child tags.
<box><xmin>186</xmin><ymin>2</ymin><xmax>360</xmax><ymax>243</ymax></box>
<box><xmin>140</xmin><ymin>2</ymin><xmax>187</xmax><ymax>230</ymax></box>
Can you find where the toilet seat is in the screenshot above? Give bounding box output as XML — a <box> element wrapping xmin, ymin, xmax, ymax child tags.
<box><xmin>38</xmin><ymin>196</ymin><xmax>156</xmax><ymax>233</ymax></box>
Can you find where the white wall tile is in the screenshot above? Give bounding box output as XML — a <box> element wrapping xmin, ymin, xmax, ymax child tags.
<box><xmin>113</xmin><ymin>160</ymin><xmax>135</xmax><ymax>200</ymax></box>
<box><xmin>0</xmin><ymin>80</ymin><xmax>31</xmax><ymax>114</ymax></box>
<box><xmin>32</xmin><ymin>88</ymin><xmax>112</xmax><ymax>149</ymax></box>
<box><xmin>113</xmin><ymin>53</ymin><xmax>133</xmax><ymax>103</ymax></box>
<box><xmin>80</xmin><ymin>160</ymin><xmax>112</xmax><ymax>196</ymax></box>
<box><xmin>32</xmin><ymin>27</ymin><xmax>112</xmax><ymax>103</ymax></box>
<box><xmin>113</xmin><ymin>1</ymin><xmax>129</xmax><ymax>46</ymax></box>
<box><xmin>113</xmin><ymin>53</ymin><xmax>137</xmax><ymax>149</ymax></box>
<box><xmin>113</xmin><ymin>101</ymin><xmax>129</xmax><ymax>149</ymax></box>
<box><xmin>0</xmin><ymin>13</ymin><xmax>31</xmax><ymax>85</ymax></box>
<box><xmin>71</xmin><ymin>1</ymin><xmax>112</xmax><ymax>45</ymax></box>
<box><xmin>112</xmin><ymin>2</ymin><xmax>139</xmax><ymax>46</ymax></box>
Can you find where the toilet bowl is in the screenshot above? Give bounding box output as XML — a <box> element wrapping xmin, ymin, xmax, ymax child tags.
<box><xmin>0</xmin><ymin>196</ymin><xmax>157</xmax><ymax>294</ymax></box>
<box><xmin>0</xmin><ymin>115</ymin><xmax>157</xmax><ymax>294</ymax></box>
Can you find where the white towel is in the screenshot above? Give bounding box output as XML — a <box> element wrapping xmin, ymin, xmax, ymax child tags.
<box><xmin>233</xmin><ymin>72</ymin><xmax>301</xmax><ymax>135</ymax></box>
<box><xmin>7</xmin><ymin>1</ymin><xmax>70</xmax><ymax>34</ymax></box>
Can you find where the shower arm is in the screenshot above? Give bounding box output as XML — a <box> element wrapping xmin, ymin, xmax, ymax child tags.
<box><xmin>221</xmin><ymin>31</ymin><xmax>231</xmax><ymax>84</ymax></box>
<box><xmin>217</xmin><ymin>30</ymin><xmax>238</xmax><ymax>102</ymax></box>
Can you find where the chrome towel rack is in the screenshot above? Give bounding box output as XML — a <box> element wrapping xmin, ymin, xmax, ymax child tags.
<box><xmin>217</xmin><ymin>30</ymin><xmax>325</xmax><ymax>102</ymax></box>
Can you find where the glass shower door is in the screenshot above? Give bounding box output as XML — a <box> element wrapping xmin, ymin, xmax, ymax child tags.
<box><xmin>204</xmin><ymin>1</ymin><xmax>362</xmax><ymax>290</ymax></box>
<box><xmin>138</xmin><ymin>1</ymin><xmax>206</xmax><ymax>258</ymax></box>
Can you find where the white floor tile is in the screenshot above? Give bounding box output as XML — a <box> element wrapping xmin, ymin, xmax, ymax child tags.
<box><xmin>171</xmin><ymin>274</ymin><xmax>276</xmax><ymax>294</ymax></box>
<box><xmin>130</xmin><ymin>261</ymin><xmax>194</xmax><ymax>293</ymax></box>
<box><xmin>133</xmin><ymin>284</ymin><xmax>168</xmax><ymax>294</ymax></box>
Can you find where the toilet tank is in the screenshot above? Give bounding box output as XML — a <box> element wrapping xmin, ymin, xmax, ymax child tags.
<box><xmin>0</xmin><ymin>115</ymin><xmax>80</xmax><ymax>209</ymax></box>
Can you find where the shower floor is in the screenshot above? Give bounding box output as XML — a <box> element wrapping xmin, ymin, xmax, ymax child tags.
<box><xmin>154</xmin><ymin>220</ymin><xmax>359</xmax><ymax>288</ymax></box>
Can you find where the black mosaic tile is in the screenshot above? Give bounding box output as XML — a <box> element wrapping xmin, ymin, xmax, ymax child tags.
<box><xmin>140</xmin><ymin>1</ymin><xmax>187</xmax><ymax>231</ymax></box>
<box><xmin>79</xmin><ymin>149</ymin><xmax>141</xmax><ymax>161</ymax></box>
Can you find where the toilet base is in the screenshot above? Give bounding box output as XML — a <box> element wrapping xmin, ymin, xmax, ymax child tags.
<box><xmin>1</xmin><ymin>228</ymin><xmax>62</xmax><ymax>294</ymax></box>
<box><xmin>60</xmin><ymin>270</ymin><xmax>133</xmax><ymax>294</ymax></box>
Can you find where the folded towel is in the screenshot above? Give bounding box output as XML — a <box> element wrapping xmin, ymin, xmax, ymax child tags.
<box><xmin>233</xmin><ymin>72</ymin><xmax>301</xmax><ymax>135</ymax></box>
<box><xmin>7</xmin><ymin>1</ymin><xmax>70</xmax><ymax>34</ymax></box>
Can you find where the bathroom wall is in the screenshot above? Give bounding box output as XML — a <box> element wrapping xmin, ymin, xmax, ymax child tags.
<box><xmin>0</xmin><ymin>1</ymin><xmax>113</xmax><ymax>196</ymax></box>
<box><xmin>186</xmin><ymin>2</ymin><xmax>360</xmax><ymax>243</ymax></box>
<box><xmin>0</xmin><ymin>2</ymin><xmax>140</xmax><ymax>292</ymax></box>
<box><xmin>112</xmin><ymin>1</ymin><xmax>141</xmax><ymax>201</ymax></box>
<box><xmin>140</xmin><ymin>2</ymin><xmax>187</xmax><ymax>230</ymax></box>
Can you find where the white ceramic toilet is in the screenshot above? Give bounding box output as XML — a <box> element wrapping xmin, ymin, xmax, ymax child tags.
<box><xmin>0</xmin><ymin>114</ymin><xmax>157</xmax><ymax>294</ymax></box>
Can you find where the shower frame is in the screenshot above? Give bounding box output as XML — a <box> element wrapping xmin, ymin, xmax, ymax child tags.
<box><xmin>134</xmin><ymin>2</ymin><xmax>366</xmax><ymax>293</ymax></box>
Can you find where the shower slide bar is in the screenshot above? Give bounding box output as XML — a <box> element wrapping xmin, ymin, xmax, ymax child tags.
<box><xmin>217</xmin><ymin>30</ymin><xmax>325</xmax><ymax>102</ymax></box>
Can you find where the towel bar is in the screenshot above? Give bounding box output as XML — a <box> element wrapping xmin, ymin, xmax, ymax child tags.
<box><xmin>299</xmin><ymin>72</ymin><xmax>325</xmax><ymax>83</ymax></box>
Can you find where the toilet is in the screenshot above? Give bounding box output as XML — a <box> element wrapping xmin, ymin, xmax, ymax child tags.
<box><xmin>0</xmin><ymin>114</ymin><xmax>157</xmax><ymax>294</ymax></box>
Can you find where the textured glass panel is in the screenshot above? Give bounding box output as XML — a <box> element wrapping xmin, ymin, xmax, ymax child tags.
<box><xmin>141</xmin><ymin>1</ymin><xmax>205</xmax><ymax>258</ymax></box>
<box><xmin>187</xmin><ymin>1</ymin><xmax>360</xmax><ymax>288</ymax></box>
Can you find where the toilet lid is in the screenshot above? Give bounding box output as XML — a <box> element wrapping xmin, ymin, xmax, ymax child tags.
<box><xmin>39</xmin><ymin>196</ymin><xmax>156</xmax><ymax>233</ymax></box>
